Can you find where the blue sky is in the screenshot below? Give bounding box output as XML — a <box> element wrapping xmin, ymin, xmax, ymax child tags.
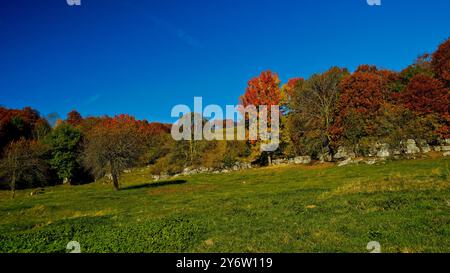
<box><xmin>0</xmin><ymin>0</ymin><xmax>448</xmax><ymax>123</ymax></box>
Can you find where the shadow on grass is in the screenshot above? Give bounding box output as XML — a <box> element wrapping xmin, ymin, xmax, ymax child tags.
<box><xmin>122</xmin><ymin>180</ymin><xmax>187</xmax><ymax>191</ymax></box>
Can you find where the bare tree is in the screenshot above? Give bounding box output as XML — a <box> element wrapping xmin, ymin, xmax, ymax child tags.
<box><xmin>0</xmin><ymin>138</ymin><xmax>47</xmax><ymax>198</ymax></box>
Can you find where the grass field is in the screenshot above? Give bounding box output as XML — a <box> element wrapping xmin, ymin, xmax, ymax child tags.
<box><xmin>0</xmin><ymin>156</ymin><xmax>449</xmax><ymax>253</ymax></box>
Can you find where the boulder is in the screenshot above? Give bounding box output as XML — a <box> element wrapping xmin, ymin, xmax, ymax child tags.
<box><xmin>337</xmin><ymin>158</ymin><xmax>352</xmax><ymax>167</ymax></box>
<box><xmin>404</xmin><ymin>139</ymin><xmax>420</xmax><ymax>154</ymax></box>
<box><xmin>365</xmin><ymin>159</ymin><xmax>377</xmax><ymax>165</ymax></box>
<box><xmin>444</xmin><ymin>151</ymin><xmax>450</xmax><ymax>157</ymax></box>
<box><xmin>319</xmin><ymin>153</ymin><xmax>333</xmax><ymax>163</ymax></box>
<box><xmin>420</xmin><ymin>145</ymin><xmax>431</xmax><ymax>153</ymax></box>
<box><xmin>333</xmin><ymin>146</ymin><xmax>355</xmax><ymax>159</ymax></box>
<box><xmin>376</xmin><ymin>144</ymin><xmax>390</xmax><ymax>158</ymax></box>
<box><xmin>198</xmin><ymin>167</ymin><xmax>210</xmax><ymax>173</ymax></box>
<box><xmin>272</xmin><ymin>158</ymin><xmax>288</xmax><ymax>165</ymax></box>
<box><xmin>182</xmin><ymin>167</ymin><xmax>198</xmax><ymax>176</ymax></box>
<box><xmin>293</xmin><ymin>156</ymin><xmax>311</xmax><ymax>164</ymax></box>
<box><xmin>365</xmin><ymin>158</ymin><xmax>386</xmax><ymax>165</ymax></box>
<box><xmin>417</xmin><ymin>140</ymin><xmax>431</xmax><ymax>153</ymax></box>
<box><xmin>152</xmin><ymin>172</ymin><xmax>172</xmax><ymax>180</ymax></box>
<box><xmin>338</xmin><ymin>158</ymin><xmax>363</xmax><ymax>167</ymax></box>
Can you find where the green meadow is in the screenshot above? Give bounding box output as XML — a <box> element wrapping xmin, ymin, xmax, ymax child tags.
<box><xmin>0</xmin><ymin>156</ymin><xmax>449</xmax><ymax>253</ymax></box>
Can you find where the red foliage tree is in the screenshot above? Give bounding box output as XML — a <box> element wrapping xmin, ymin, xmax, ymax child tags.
<box><xmin>239</xmin><ymin>70</ymin><xmax>282</xmax><ymax>161</ymax></box>
<box><xmin>240</xmin><ymin>70</ymin><xmax>281</xmax><ymax>108</ymax></box>
<box><xmin>0</xmin><ymin>107</ymin><xmax>47</xmax><ymax>151</ymax></box>
<box><xmin>331</xmin><ymin>67</ymin><xmax>394</xmax><ymax>145</ymax></box>
<box><xmin>337</xmin><ymin>71</ymin><xmax>385</xmax><ymax>118</ymax></box>
<box><xmin>396</xmin><ymin>74</ymin><xmax>449</xmax><ymax>138</ymax></box>
<box><xmin>397</xmin><ymin>74</ymin><xmax>449</xmax><ymax>116</ymax></box>
<box><xmin>355</xmin><ymin>64</ymin><xmax>378</xmax><ymax>73</ymax></box>
<box><xmin>66</xmin><ymin>110</ymin><xmax>83</xmax><ymax>126</ymax></box>
<box><xmin>285</xmin><ymin>78</ymin><xmax>303</xmax><ymax>95</ymax></box>
<box><xmin>432</xmin><ymin>38</ymin><xmax>450</xmax><ymax>84</ymax></box>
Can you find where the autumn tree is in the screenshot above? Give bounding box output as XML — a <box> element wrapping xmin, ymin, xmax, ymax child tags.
<box><xmin>280</xmin><ymin>77</ymin><xmax>303</xmax><ymax>113</ymax></box>
<box><xmin>396</xmin><ymin>74</ymin><xmax>450</xmax><ymax>138</ymax></box>
<box><xmin>400</xmin><ymin>54</ymin><xmax>434</xmax><ymax>82</ymax></box>
<box><xmin>33</xmin><ymin>119</ymin><xmax>52</xmax><ymax>141</ymax></box>
<box><xmin>143</xmin><ymin>122</ymin><xmax>172</xmax><ymax>164</ymax></box>
<box><xmin>332</xmin><ymin>65</ymin><xmax>392</xmax><ymax>151</ymax></box>
<box><xmin>66</xmin><ymin>110</ymin><xmax>83</xmax><ymax>126</ymax></box>
<box><xmin>240</xmin><ymin>70</ymin><xmax>282</xmax><ymax>109</ymax></box>
<box><xmin>0</xmin><ymin>107</ymin><xmax>46</xmax><ymax>151</ymax></box>
<box><xmin>239</xmin><ymin>70</ymin><xmax>282</xmax><ymax>164</ymax></box>
<box><xmin>432</xmin><ymin>37</ymin><xmax>450</xmax><ymax>85</ymax></box>
<box><xmin>287</xmin><ymin>67</ymin><xmax>348</xmax><ymax>158</ymax></box>
<box><xmin>0</xmin><ymin>139</ymin><xmax>47</xmax><ymax>198</ymax></box>
<box><xmin>83</xmin><ymin>115</ymin><xmax>145</xmax><ymax>191</ymax></box>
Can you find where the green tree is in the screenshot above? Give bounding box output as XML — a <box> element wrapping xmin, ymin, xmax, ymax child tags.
<box><xmin>46</xmin><ymin>123</ymin><xmax>83</xmax><ymax>184</ymax></box>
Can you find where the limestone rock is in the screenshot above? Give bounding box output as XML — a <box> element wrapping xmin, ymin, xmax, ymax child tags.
<box><xmin>376</xmin><ymin>144</ymin><xmax>390</xmax><ymax>158</ymax></box>
<box><xmin>404</xmin><ymin>139</ymin><xmax>420</xmax><ymax>154</ymax></box>
<box><xmin>337</xmin><ymin>158</ymin><xmax>353</xmax><ymax>167</ymax></box>
<box><xmin>421</xmin><ymin>145</ymin><xmax>431</xmax><ymax>153</ymax></box>
<box><xmin>293</xmin><ymin>156</ymin><xmax>311</xmax><ymax>164</ymax></box>
<box><xmin>334</xmin><ymin>146</ymin><xmax>355</xmax><ymax>159</ymax></box>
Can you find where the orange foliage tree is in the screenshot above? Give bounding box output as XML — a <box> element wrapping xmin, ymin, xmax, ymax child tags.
<box><xmin>239</xmin><ymin>70</ymin><xmax>282</xmax><ymax>163</ymax></box>
<box><xmin>240</xmin><ymin>70</ymin><xmax>282</xmax><ymax>110</ymax></box>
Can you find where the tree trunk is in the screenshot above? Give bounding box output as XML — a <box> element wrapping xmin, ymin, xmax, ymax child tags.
<box><xmin>110</xmin><ymin>160</ymin><xmax>120</xmax><ymax>191</ymax></box>
<box><xmin>112</xmin><ymin>172</ymin><xmax>120</xmax><ymax>191</ymax></box>
<box><xmin>10</xmin><ymin>175</ymin><xmax>16</xmax><ymax>199</ymax></box>
<box><xmin>268</xmin><ymin>155</ymin><xmax>272</xmax><ymax>166</ymax></box>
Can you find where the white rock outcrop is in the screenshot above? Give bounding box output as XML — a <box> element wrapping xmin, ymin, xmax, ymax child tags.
<box><xmin>333</xmin><ymin>146</ymin><xmax>355</xmax><ymax>159</ymax></box>
<box><xmin>404</xmin><ymin>139</ymin><xmax>420</xmax><ymax>154</ymax></box>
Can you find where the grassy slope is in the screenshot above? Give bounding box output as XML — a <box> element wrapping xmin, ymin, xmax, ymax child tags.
<box><xmin>0</xmin><ymin>157</ymin><xmax>449</xmax><ymax>253</ymax></box>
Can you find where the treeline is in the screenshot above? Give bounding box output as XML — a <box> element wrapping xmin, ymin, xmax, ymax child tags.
<box><xmin>0</xmin><ymin>109</ymin><xmax>173</xmax><ymax>196</ymax></box>
<box><xmin>0</xmin><ymin>38</ymin><xmax>449</xmax><ymax>196</ymax></box>
<box><xmin>242</xmin><ymin>38</ymin><xmax>449</xmax><ymax>161</ymax></box>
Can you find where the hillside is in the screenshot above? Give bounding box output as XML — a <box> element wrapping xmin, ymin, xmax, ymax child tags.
<box><xmin>0</xmin><ymin>157</ymin><xmax>449</xmax><ymax>253</ymax></box>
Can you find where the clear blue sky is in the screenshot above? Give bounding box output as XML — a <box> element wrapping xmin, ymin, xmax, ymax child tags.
<box><xmin>0</xmin><ymin>0</ymin><xmax>448</xmax><ymax>123</ymax></box>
